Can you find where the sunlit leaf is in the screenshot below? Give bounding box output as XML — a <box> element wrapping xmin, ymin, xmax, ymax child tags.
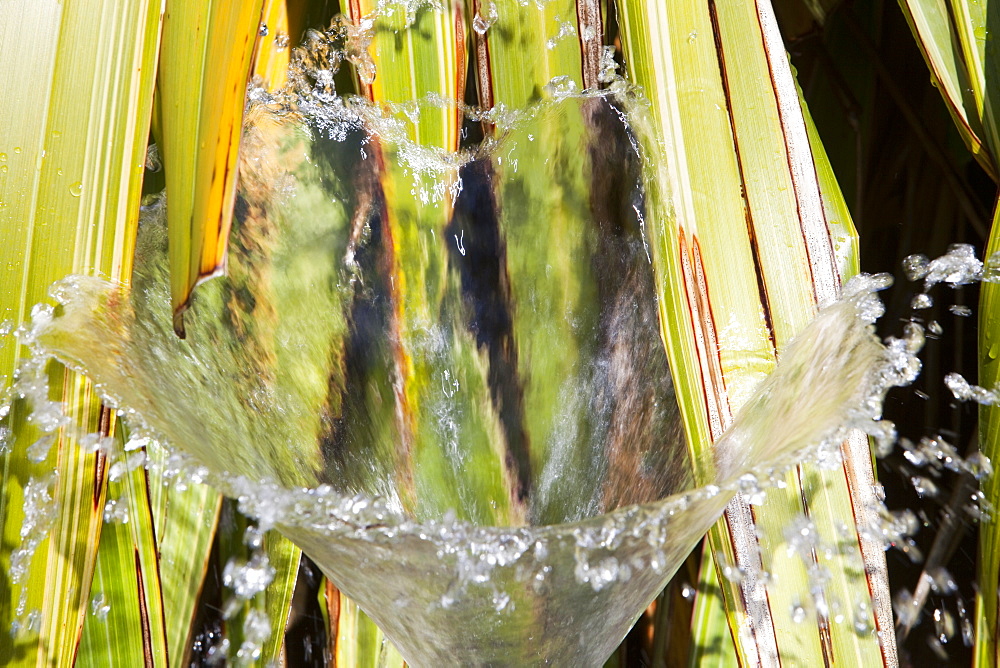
<box><xmin>0</xmin><ymin>0</ymin><xmax>160</xmax><ymax>664</ymax></box>
<box><xmin>615</xmin><ymin>0</ymin><xmax>894</xmax><ymax>662</ymax></box>
<box><xmin>158</xmin><ymin>0</ymin><xmax>266</xmax><ymax>330</ymax></box>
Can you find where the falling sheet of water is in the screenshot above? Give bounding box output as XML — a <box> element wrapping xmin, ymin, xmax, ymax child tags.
<box><xmin>3</xmin><ymin>22</ymin><xmax>959</xmax><ymax>662</ymax></box>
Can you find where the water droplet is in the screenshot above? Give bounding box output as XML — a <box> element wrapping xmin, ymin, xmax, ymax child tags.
<box><xmin>911</xmin><ymin>475</ymin><xmax>939</xmax><ymax>498</ymax></box>
<box><xmin>473</xmin><ymin>0</ymin><xmax>498</xmax><ymax>35</ymax></box>
<box><xmin>259</xmin><ymin>22</ymin><xmax>268</xmax><ymax>36</ymax></box>
<box><xmin>934</xmin><ymin>606</ymin><xmax>956</xmax><ymax>643</ymax></box>
<box><xmin>69</xmin><ymin>182</ymin><xmax>83</xmax><ymax>197</ymax></box>
<box><xmin>0</xmin><ymin>153</ymin><xmax>7</xmax><ymax>162</ymax></box>
<box><xmin>103</xmin><ymin>498</ymin><xmax>130</xmax><ymax>524</ymax></box>
<box><xmin>12</xmin><ymin>147</ymin><xmax>22</xmax><ymax>154</ymax></box>
<box><xmin>903</xmin><ymin>254</ymin><xmax>930</xmax><ymax>281</ymax></box>
<box><xmin>51</xmin><ymin>130</ymin><xmax>62</xmax><ymax>139</ymax></box>
<box><xmin>223</xmin><ymin>552</ymin><xmax>276</xmax><ymax>599</ymax></box>
<box><xmin>27</xmin><ymin>434</ymin><xmax>55</xmax><ymax>463</ymax></box>
<box><xmin>90</xmin><ymin>592</ymin><xmax>110</xmax><ymax>619</ymax></box>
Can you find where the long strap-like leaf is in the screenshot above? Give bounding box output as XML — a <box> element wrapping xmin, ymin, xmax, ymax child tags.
<box><xmin>0</xmin><ymin>0</ymin><xmax>160</xmax><ymax>664</ymax></box>
<box><xmin>616</xmin><ymin>0</ymin><xmax>895</xmax><ymax>663</ymax></box>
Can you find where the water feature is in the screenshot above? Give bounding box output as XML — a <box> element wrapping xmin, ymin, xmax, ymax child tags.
<box><xmin>7</xmin><ymin>73</ymin><xmax>924</xmax><ymax>662</ymax></box>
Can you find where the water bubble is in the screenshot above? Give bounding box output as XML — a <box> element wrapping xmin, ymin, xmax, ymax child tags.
<box><xmin>903</xmin><ymin>254</ymin><xmax>930</xmax><ymax>281</ymax></box>
<box><xmin>934</xmin><ymin>606</ymin><xmax>955</xmax><ymax>643</ymax></box>
<box><xmin>737</xmin><ymin>473</ymin><xmax>765</xmax><ymax>505</ymax></box>
<box><xmin>204</xmin><ymin>637</ymin><xmax>230</xmax><ymax>664</ymax></box>
<box><xmin>926</xmin><ymin>567</ymin><xmax>959</xmax><ymax>596</ymax></box>
<box><xmin>965</xmin><ymin>451</ymin><xmax>993</xmax><ymax>480</ymax></box>
<box><xmin>492</xmin><ymin>590</ymin><xmax>511</xmax><ymax>612</ymax></box>
<box><xmin>783</xmin><ymin>515</ymin><xmax>820</xmax><ymax>559</ymax></box>
<box><xmin>124</xmin><ymin>435</ymin><xmax>151</xmax><ymax>452</ymax></box>
<box><xmin>472</xmin><ymin>0</ymin><xmax>500</xmax><ymax>36</ymax></box>
<box><xmin>921</xmin><ymin>244</ymin><xmax>983</xmax><ymax>289</ymax></box>
<box><xmin>79</xmin><ymin>432</ymin><xmax>115</xmax><ymax>454</ymax></box>
<box><xmin>957</xmin><ymin>595</ymin><xmax>975</xmax><ymax>646</ymax></box>
<box><xmin>853</xmin><ymin>599</ymin><xmax>874</xmax><ymax>635</ymax></box>
<box><xmin>244</xmin><ymin>525</ymin><xmax>265</xmax><ymax>551</ymax></box>
<box><xmin>910</xmin><ymin>476</ymin><xmax>939</xmax><ymax>498</ymax></box>
<box><xmin>10</xmin><ymin>473</ymin><xmax>59</xmax><ymax>619</ymax></box>
<box><xmin>69</xmin><ymin>182</ymin><xmax>83</xmax><ymax>197</ymax></box>
<box><xmin>91</xmin><ymin>592</ymin><xmax>111</xmax><ymax>619</ymax></box>
<box><xmin>108</xmin><ymin>460</ymin><xmax>127</xmax><ymax>482</ymax></box>
<box><xmin>597</xmin><ymin>46</ymin><xmax>618</xmax><ymax>84</ymax></box>
<box><xmin>893</xmin><ymin>588</ymin><xmax>919</xmax><ymax>629</ymax></box>
<box><xmin>543</xmin><ymin>75</ymin><xmax>579</xmax><ymax>101</ymax></box>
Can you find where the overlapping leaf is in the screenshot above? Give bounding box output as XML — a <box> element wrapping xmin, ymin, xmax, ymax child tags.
<box><xmin>615</xmin><ymin>0</ymin><xmax>893</xmax><ymax>663</ymax></box>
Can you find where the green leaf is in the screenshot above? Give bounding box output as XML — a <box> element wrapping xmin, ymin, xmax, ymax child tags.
<box><xmin>0</xmin><ymin>0</ymin><xmax>160</xmax><ymax>663</ymax></box>
<box><xmin>78</xmin><ymin>425</ymin><xmax>168</xmax><ymax>667</ymax></box>
<box><xmin>615</xmin><ymin>0</ymin><xmax>893</xmax><ymax>663</ymax></box>
<box><xmin>158</xmin><ymin>0</ymin><xmax>266</xmax><ymax>328</ymax></box>
<box><xmin>897</xmin><ymin>0</ymin><xmax>998</xmax><ymax>177</ymax></box>
<box><xmin>979</xmin><ymin>202</ymin><xmax>1000</xmax><ymax>666</ymax></box>
<box><xmin>324</xmin><ymin>581</ymin><xmax>407</xmax><ymax>668</ymax></box>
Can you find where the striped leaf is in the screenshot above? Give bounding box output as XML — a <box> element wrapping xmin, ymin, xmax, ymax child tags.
<box><xmin>323</xmin><ymin>580</ymin><xmax>407</xmax><ymax>667</ymax></box>
<box><xmin>981</xmin><ymin>210</ymin><xmax>1000</xmax><ymax>665</ymax></box>
<box><xmin>158</xmin><ymin>0</ymin><xmax>266</xmax><ymax>329</ymax></box>
<box><xmin>0</xmin><ymin>0</ymin><xmax>160</xmax><ymax>664</ymax></box>
<box><xmin>615</xmin><ymin>0</ymin><xmax>894</xmax><ymax>663</ymax></box>
<box><xmin>897</xmin><ymin>0</ymin><xmax>997</xmax><ymax>177</ymax></box>
<box><xmin>78</xmin><ymin>424</ymin><xmax>169</xmax><ymax>667</ymax></box>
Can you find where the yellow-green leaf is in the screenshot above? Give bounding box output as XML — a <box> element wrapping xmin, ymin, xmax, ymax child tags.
<box><xmin>158</xmin><ymin>0</ymin><xmax>266</xmax><ymax>330</ymax></box>
<box><xmin>615</xmin><ymin>0</ymin><xmax>894</xmax><ymax>663</ymax></box>
<box><xmin>0</xmin><ymin>0</ymin><xmax>160</xmax><ymax>664</ymax></box>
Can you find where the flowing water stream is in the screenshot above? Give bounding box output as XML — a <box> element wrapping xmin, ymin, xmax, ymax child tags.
<box><xmin>4</xmin><ymin>11</ymin><xmax>994</xmax><ymax>664</ymax></box>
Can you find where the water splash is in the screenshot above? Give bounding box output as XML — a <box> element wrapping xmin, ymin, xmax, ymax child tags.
<box><xmin>5</xmin><ymin>15</ymin><xmax>983</xmax><ymax>659</ymax></box>
<box><xmin>18</xmin><ymin>254</ymin><xmax>912</xmax><ymax>662</ymax></box>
